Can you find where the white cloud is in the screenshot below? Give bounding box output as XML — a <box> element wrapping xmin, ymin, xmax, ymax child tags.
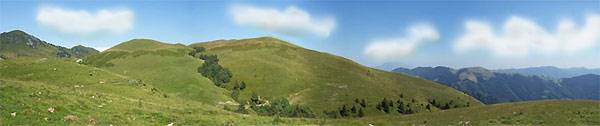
<box><xmin>365</xmin><ymin>23</ymin><xmax>439</xmax><ymax>59</ymax></box>
<box><xmin>36</xmin><ymin>5</ymin><xmax>134</xmax><ymax>36</ymax></box>
<box><xmin>455</xmin><ymin>14</ymin><xmax>600</xmax><ymax>57</ymax></box>
<box><xmin>230</xmin><ymin>4</ymin><xmax>336</xmax><ymax>37</ymax></box>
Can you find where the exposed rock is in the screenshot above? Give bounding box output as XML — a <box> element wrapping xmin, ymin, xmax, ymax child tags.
<box><xmin>88</xmin><ymin>119</ymin><xmax>97</xmax><ymax>124</ymax></box>
<box><xmin>47</xmin><ymin>108</ymin><xmax>54</xmax><ymax>113</ymax></box>
<box><xmin>64</xmin><ymin>115</ymin><xmax>78</xmax><ymax>121</ymax></box>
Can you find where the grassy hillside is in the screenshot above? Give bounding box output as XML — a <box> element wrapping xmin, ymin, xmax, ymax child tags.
<box><xmin>83</xmin><ymin>39</ymin><xmax>233</xmax><ymax>105</ymax></box>
<box><xmin>105</xmin><ymin>39</ymin><xmax>188</xmax><ymax>52</ymax></box>
<box><xmin>0</xmin><ymin>57</ymin><xmax>305</xmax><ymax>125</ymax></box>
<box><xmin>190</xmin><ymin>37</ymin><xmax>483</xmax><ymax>117</ymax></box>
<box><xmin>333</xmin><ymin>100</ymin><xmax>599</xmax><ymax>125</ymax></box>
<box><xmin>0</xmin><ymin>30</ymin><xmax>98</xmax><ymax>59</ymax></box>
<box><xmin>1</xmin><ymin>49</ymin><xmax>597</xmax><ymax>125</ymax></box>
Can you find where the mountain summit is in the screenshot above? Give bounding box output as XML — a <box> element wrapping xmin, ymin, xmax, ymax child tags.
<box><xmin>0</xmin><ymin>30</ymin><xmax>99</xmax><ymax>59</ymax></box>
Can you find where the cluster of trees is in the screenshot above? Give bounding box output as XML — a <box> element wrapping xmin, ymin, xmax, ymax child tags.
<box><xmin>375</xmin><ymin>93</ymin><xmax>429</xmax><ymax>115</ymax></box>
<box><xmin>428</xmin><ymin>99</ymin><xmax>468</xmax><ymax>110</ymax></box>
<box><xmin>323</xmin><ymin>98</ymin><xmax>367</xmax><ymax>118</ymax></box>
<box><xmin>230</xmin><ymin>81</ymin><xmax>247</xmax><ymax>101</ymax></box>
<box><xmin>188</xmin><ymin>47</ymin><xmax>205</xmax><ymax>57</ymax></box>
<box><xmin>244</xmin><ymin>93</ymin><xmax>315</xmax><ymax>118</ymax></box>
<box><xmin>197</xmin><ymin>54</ymin><xmax>232</xmax><ymax>87</ymax></box>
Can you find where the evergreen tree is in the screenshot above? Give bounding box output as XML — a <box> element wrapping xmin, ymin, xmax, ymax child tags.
<box><xmin>339</xmin><ymin>105</ymin><xmax>349</xmax><ymax>117</ymax></box>
<box><xmin>355</xmin><ymin>98</ymin><xmax>359</xmax><ymax>103</ymax></box>
<box><xmin>397</xmin><ymin>104</ymin><xmax>405</xmax><ymax>114</ymax></box>
<box><xmin>360</xmin><ymin>99</ymin><xmax>367</xmax><ymax>107</ymax></box>
<box><xmin>358</xmin><ymin>108</ymin><xmax>365</xmax><ymax>117</ymax></box>
<box><xmin>351</xmin><ymin>106</ymin><xmax>357</xmax><ymax>113</ymax></box>
<box><xmin>443</xmin><ymin>103</ymin><xmax>450</xmax><ymax>110</ymax></box>
<box><xmin>233</xmin><ymin>81</ymin><xmax>240</xmax><ymax>90</ymax></box>
<box><xmin>240</xmin><ymin>81</ymin><xmax>246</xmax><ymax>90</ymax></box>
<box><xmin>426</xmin><ymin>104</ymin><xmax>431</xmax><ymax>110</ymax></box>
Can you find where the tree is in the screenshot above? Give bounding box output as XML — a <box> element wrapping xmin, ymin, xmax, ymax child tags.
<box><xmin>381</xmin><ymin>98</ymin><xmax>390</xmax><ymax>113</ymax></box>
<box><xmin>233</xmin><ymin>81</ymin><xmax>240</xmax><ymax>90</ymax></box>
<box><xmin>397</xmin><ymin>104</ymin><xmax>405</xmax><ymax>114</ymax></box>
<box><xmin>351</xmin><ymin>106</ymin><xmax>357</xmax><ymax>113</ymax></box>
<box><xmin>360</xmin><ymin>99</ymin><xmax>367</xmax><ymax>107</ymax></box>
<box><xmin>358</xmin><ymin>108</ymin><xmax>364</xmax><ymax>117</ymax></box>
<box><xmin>251</xmin><ymin>92</ymin><xmax>259</xmax><ymax>104</ymax></box>
<box><xmin>240</xmin><ymin>81</ymin><xmax>246</xmax><ymax>90</ymax></box>
<box><xmin>426</xmin><ymin>104</ymin><xmax>431</xmax><ymax>110</ymax></box>
<box><xmin>355</xmin><ymin>98</ymin><xmax>359</xmax><ymax>103</ymax></box>
<box><xmin>443</xmin><ymin>103</ymin><xmax>450</xmax><ymax>110</ymax></box>
<box><xmin>193</xmin><ymin>47</ymin><xmax>205</xmax><ymax>53</ymax></box>
<box><xmin>339</xmin><ymin>105</ymin><xmax>349</xmax><ymax>117</ymax></box>
<box><xmin>231</xmin><ymin>89</ymin><xmax>240</xmax><ymax>101</ymax></box>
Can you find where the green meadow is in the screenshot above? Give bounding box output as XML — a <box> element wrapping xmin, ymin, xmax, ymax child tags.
<box><xmin>1</xmin><ymin>37</ymin><xmax>598</xmax><ymax>125</ymax></box>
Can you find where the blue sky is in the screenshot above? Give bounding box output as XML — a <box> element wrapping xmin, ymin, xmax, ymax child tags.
<box><xmin>1</xmin><ymin>0</ymin><xmax>599</xmax><ymax>69</ymax></box>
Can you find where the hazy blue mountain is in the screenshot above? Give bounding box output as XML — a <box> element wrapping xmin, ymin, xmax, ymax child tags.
<box><xmin>561</xmin><ymin>74</ymin><xmax>600</xmax><ymax>100</ymax></box>
<box><xmin>498</xmin><ymin>66</ymin><xmax>600</xmax><ymax>79</ymax></box>
<box><xmin>372</xmin><ymin>62</ymin><xmax>411</xmax><ymax>71</ymax></box>
<box><xmin>392</xmin><ymin>66</ymin><xmax>599</xmax><ymax>104</ymax></box>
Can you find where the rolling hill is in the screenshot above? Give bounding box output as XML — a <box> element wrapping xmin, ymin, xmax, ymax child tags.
<box><xmin>1</xmin><ymin>31</ymin><xmax>598</xmax><ymax>125</ymax></box>
<box><xmin>82</xmin><ymin>39</ymin><xmax>234</xmax><ymax>105</ymax></box>
<box><xmin>393</xmin><ymin>66</ymin><xmax>600</xmax><ymax>104</ymax></box>
<box><xmin>1</xmin><ymin>58</ymin><xmax>597</xmax><ymax>125</ymax></box>
<box><xmin>0</xmin><ymin>30</ymin><xmax>99</xmax><ymax>59</ymax></box>
<box><xmin>189</xmin><ymin>37</ymin><xmax>483</xmax><ymax>117</ymax></box>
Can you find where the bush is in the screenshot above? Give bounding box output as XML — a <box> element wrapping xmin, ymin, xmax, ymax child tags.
<box><xmin>251</xmin><ymin>98</ymin><xmax>315</xmax><ymax>118</ymax></box>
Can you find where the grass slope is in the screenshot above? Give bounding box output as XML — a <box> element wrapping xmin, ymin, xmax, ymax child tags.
<box><xmin>1</xmin><ymin>53</ymin><xmax>597</xmax><ymax>125</ymax></box>
<box><xmin>83</xmin><ymin>39</ymin><xmax>233</xmax><ymax>105</ymax></box>
<box><xmin>0</xmin><ymin>58</ymin><xmax>298</xmax><ymax>125</ymax></box>
<box><xmin>105</xmin><ymin>39</ymin><xmax>188</xmax><ymax>52</ymax></box>
<box><xmin>331</xmin><ymin>100</ymin><xmax>600</xmax><ymax>125</ymax></box>
<box><xmin>190</xmin><ymin>37</ymin><xmax>483</xmax><ymax>117</ymax></box>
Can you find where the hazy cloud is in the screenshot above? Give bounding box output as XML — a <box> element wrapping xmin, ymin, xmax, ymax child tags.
<box><xmin>455</xmin><ymin>14</ymin><xmax>600</xmax><ymax>57</ymax></box>
<box><xmin>230</xmin><ymin>4</ymin><xmax>336</xmax><ymax>37</ymax></box>
<box><xmin>36</xmin><ymin>5</ymin><xmax>134</xmax><ymax>37</ymax></box>
<box><xmin>365</xmin><ymin>23</ymin><xmax>440</xmax><ymax>59</ymax></box>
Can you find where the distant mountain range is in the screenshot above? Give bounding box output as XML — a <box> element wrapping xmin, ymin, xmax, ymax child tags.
<box><xmin>0</xmin><ymin>30</ymin><xmax>99</xmax><ymax>59</ymax></box>
<box><xmin>497</xmin><ymin>66</ymin><xmax>600</xmax><ymax>79</ymax></box>
<box><xmin>373</xmin><ymin>62</ymin><xmax>411</xmax><ymax>71</ymax></box>
<box><xmin>392</xmin><ymin>66</ymin><xmax>599</xmax><ymax>104</ymax></box>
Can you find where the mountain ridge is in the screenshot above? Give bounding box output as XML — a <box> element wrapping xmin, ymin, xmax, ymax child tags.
<box><xmin>392</xmin><ymin>66</ymin><xmax>599</xmax><ymax>104</ymax></box>
<box><xmin>0</xmin><ymin>30</ymin><xmax>99</xmax><ymax>59</ymax></box>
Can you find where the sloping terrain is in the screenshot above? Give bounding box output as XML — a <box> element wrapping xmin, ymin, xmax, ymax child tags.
<box><xmin>0</xmin><ymin>35</ymin><xmax>598</xmax><ymax>125</ymax></box>
<box><xmin>0</xmin><ymin>57</ymin><xmax>308</xmax><ymax>125</ymax></box>
<box><xmin>335</xmin><ymin>100</ymin><xmax>599</xmax><ymax>125</ymax></box>
<box><xmin>83</xmin><ymin>39</ymin><xmax>233</xmax><ymax>105</ymax></box>
<box><xmin>189</xmin><ymin>37</ymin><xmax>483</xmax><ymax>117</ymax></box>
<box><xmin>1</xmin><ymin>58</ymin><xmax>595</xmax><ymax>125</ymax></box>
<box><xmin>0</xmin><ymin>30</ymin><xmax>98</xmax><ymax>59</ymax></box>
<box><xmin>393</xmin><ymin>66</ymin><xmax>599</xmax><ymax>104</ymax></box>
